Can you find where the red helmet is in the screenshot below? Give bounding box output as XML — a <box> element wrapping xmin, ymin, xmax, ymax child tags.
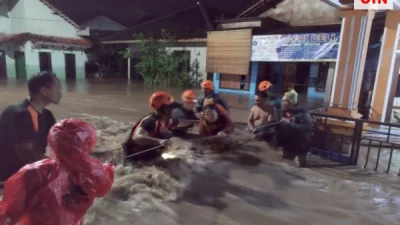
<box><xmin>258</xmin><ymin>80</ymin><xmax>273</xmax><ymax>91</ymax></box>
<box><xmin>149</xmin><ymin>91</ymin><xmax>174</xmax><ymax>110</ymax></box>
<box><xmin>181</xmin><ymin>90</ymin><xmax>197</xmax><ymax>103</ymax></box>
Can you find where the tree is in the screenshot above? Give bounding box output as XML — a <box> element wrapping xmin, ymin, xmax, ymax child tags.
<box><xmin>134</xmin><ymin>31</ymin><xmax>201</xmax><ymax>88</ymax></box>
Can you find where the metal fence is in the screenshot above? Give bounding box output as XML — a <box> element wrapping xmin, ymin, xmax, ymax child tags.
<box><xmin>310</xmin><ymin>113</ymin><xmax>400</xmax><ymax>174</ymax></box>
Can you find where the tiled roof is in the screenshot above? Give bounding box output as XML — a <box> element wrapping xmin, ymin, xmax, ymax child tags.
<box><xmin>0</xmin><ymin>33</ymin><xmax>92</xmax><ymax>47</ymax></box>
<box><xmin>39</xmin><ymin>0</ymin><xmax>80</xmax><ymax>29</ymax></box>
<box><xmin>103</xmin><ymin>3</ymin><xmax>234</xmax><ymax>42</ymax></box>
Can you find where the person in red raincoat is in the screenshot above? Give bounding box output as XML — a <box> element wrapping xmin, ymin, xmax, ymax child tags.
<box><xmin>0</xmin><ymin>118</ymin><xmax>114</xmax><ymax>225</ymax></box>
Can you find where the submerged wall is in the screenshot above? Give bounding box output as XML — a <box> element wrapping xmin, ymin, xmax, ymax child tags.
<box><xmin>0</xmin><ymin>42</ymin><xmax>87</xmax><ymax>79</ymax></box>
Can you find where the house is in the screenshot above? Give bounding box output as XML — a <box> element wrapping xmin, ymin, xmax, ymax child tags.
<box><xmin>0</xmin><ymin>0</ymin><xmax>91</xmax><ymax>80</ymax></box>
<box><xmin>102</xmin><ymin>2</ymin><xmax>233</xmax><ymax>81</ymax></box>
<box><xmin>80</xmin><ymin>15</ymin><xmax>127</xmax><ymax>39</ymax></box>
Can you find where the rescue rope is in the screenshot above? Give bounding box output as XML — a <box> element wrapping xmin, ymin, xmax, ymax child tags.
<box><xmin>123</xmin><ymin>144</ymin><xmax>165</xmax><ymax>159</ymax></box>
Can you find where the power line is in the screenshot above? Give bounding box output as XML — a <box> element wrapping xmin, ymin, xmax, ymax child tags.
<box><xmin>9</xmin><ymin>16</ymin><xmax>65</xmax><ymax>22</ymax></box>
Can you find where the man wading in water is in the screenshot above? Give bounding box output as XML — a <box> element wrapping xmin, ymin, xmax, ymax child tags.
<box><xmin>277</xmin><ymin>94</ymin><xmax>313</xmax><ymax>167</ymax></box>
<box><xmin>170</xmin><ymin>90</ymin><xmax>199</xmax><ymax>137</ymax></box>
<box><xmin>122</xmin><ymin>91</ymin><xmax>197</xmax><ymax>162</ymax></box>
<box><xmin>258</xmin><ymin>80</ymin><xmax>282</xmax><ymax>120</ymax></box>
<box><xmin>247</xmin><ymin>91</ymin><xmax>277</xmax><ymax>143</ymax></box>
<box><xmin>0</xmin><ymin>71</ymin><xmax>62</xmax><ymax>182</ymax></box>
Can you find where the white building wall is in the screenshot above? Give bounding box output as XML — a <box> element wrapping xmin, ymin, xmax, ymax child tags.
<box><xmin>24</xmin><ymin>41</ymin><xmax>87</xmax><ymax>79</ymax></box>
<box><xmin>8</xmin><ymin>0</ymin><xmax>79</xmax><ymax>37</ymax></box>
<box><xmin>0</xmin><ymin>0</ymin><xmax>11</xmax><ymax>33</ymax></box>
<box><xmin>0</xmin><ymin>0</ymin><xmax>88</xmax><ymax>79</ymax></box>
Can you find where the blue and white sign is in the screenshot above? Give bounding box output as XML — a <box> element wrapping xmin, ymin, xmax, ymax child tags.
<box><xmin>251</xmin><ymin>33</ymin><xmax>340</xmax><ymax>62</ymax></box>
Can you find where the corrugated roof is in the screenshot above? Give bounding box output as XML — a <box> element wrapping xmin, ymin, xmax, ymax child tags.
<box><xmin>0</xmin><ymin>33</ymin><xmax>92</xmax><ymax>47</ymax></box>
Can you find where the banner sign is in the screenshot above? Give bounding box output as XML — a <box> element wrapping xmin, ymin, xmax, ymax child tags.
<box><xmin>251</xmin><ymin>32</ymin><xmax>340</xmax><ymax>62</ymax></box>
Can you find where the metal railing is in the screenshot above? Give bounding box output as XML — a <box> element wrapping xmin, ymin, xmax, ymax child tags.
<box><xmin>310</xmin><ymin>113</ymin><xmax>400</xmax><ymax>174</ymax></box>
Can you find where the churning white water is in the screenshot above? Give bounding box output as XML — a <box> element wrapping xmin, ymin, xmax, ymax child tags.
<box><xmin>1</xmin><ymin>114</ymin><xmax>399</xmax><ymax>225</ymax></box>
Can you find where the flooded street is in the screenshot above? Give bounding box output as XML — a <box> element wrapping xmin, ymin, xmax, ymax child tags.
<box><xmin>1</xmin><ymin>79</ymin><xmax>399</xmax><ymax>225</ymax></box>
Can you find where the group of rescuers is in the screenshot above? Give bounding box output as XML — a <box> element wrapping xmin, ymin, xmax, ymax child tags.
<box><xmin>0</xmin><ymin>71</ymin><xmax>314</xmax><ymax>184</ymax></box>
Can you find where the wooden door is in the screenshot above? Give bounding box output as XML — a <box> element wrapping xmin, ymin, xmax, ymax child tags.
<box><xmin>0</xmin><ymin>50</ymin><xmax>7</xmax><ymax>79</ymax></box>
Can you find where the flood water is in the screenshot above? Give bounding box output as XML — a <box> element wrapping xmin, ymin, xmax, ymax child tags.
<box><xmin>0</xmin><ymin>79</ymin><xmax>399</xmax><ymax>225</ymax></box>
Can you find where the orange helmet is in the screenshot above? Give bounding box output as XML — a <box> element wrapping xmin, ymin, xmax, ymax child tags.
<box><xmin>200</xmin><ymin>80</ymin><xmax>214</xmax><ymax>90</ymax></box>
<box><xmin>149</xmin><ymin>91</ymin><xmax>174</xmax><ymax>110</ymax></box>
<box><xmin>258</xmin><ymin>80</ymin><xmax>273</xmax><ymax>91</ymax></box>
<box><xmin>181</xmin><ymin>90</ymin><xmax>197</xmax><ymax>103</ymax></box>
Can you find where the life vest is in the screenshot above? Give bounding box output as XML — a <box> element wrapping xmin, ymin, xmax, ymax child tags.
<box><xmin>122</xmin><ymin>113</ymin><xmax>162</xmax><ymax>156</ymax></box>
<box><xmin>202</xmin><ymin>104</ymin><xmax>230</xmax><ymax>135</ymax></box>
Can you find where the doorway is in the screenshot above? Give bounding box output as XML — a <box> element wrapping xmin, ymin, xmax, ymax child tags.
<box><xmin>14</xmin><ymin>51</ymin><xmax>27</xmax><ymax>79</ymax></box>
<box><xmin>39</xmin><ymin>52</ymin><xmax>52</xmax><ymax>72</ymax></box>
<box><xmin>65</xmin><ymin>53</ymin><xmax>76</xmax><ymax>79</ymax></box>
<box><xmin>294</xmin><ymin>62</ymin><xmax>311</xmax><ymax>94</ymax></box>
<box><xmin>0</xmin><ymin>50</ymin><xmax>7</xmax><ymax>79</ymax></box>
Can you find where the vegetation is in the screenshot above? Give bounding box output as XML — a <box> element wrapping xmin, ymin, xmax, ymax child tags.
<box><xmin>129</xmin><ymin>31</ymin><xmax>202</xmax><ymax>88</ymax></box>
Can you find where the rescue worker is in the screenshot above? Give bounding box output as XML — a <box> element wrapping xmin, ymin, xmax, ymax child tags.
<box><xmin>122</xmin><ymin>91</ymin><xmax>196</xmax><ymax>161</ymax></box>
<box><xmin>197</xmin><ymin>80</ymin><xmax>229</xmax><ymax>113</ymax></box>
<box><xmin>0</xmin><ymin>71</ymin><xmax>61</xmax><ymax>182</ymax></box>
<box><xmin>0</xmin><ymin>118</ymin><xmax>114</xmax><ymax>225</ymax></box>
<box><xmin>199</xmin><ymin>104</ymin><xmax>234</xmax><ymax>150</ymax></box>
<box><xmin>277</xmin><ymin>95</ymin><xmax>313</xmax><ymax>167</ymax></box>
<box><xmin>258</xmin><ymin>80</ymin><xmax>282</xmax><ymax>120</ymax></box>
<box><xmin>170</xmin><ymin>90</ymin><xmax>199</xmax><ymax>136</ymax></box>
<box><xmin>247</xmin><ymin>91</ymin><xmax>277</xmax><ymax>142</ymax></box>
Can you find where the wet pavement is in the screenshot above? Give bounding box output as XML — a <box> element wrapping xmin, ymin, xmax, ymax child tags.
<box><xmin>1</xmin><ymin>79</ymin><xmax>400</xmax><ymax>225</ymax></box>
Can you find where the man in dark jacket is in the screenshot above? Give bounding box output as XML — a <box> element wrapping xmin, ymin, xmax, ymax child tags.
<box><xmin>0</xmin><ymin>71</ymin><xmax>61</xmax><ymax>181</ymax></box>
<box><xmin>170</xmin><ymin>90</ymin><xmax>199</xmax><ymax>136</ymax></box>
<box><xmin>277</xmin><ymin>95</ymin><xmax>313</xmax><ymax>167</ymax></box>
<box><xmin>196</xmin><ymin>80</ymin><xmax>229</xmax><ymax>113</ymax></box>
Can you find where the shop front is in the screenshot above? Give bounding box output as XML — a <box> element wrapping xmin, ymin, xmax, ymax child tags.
<box><xmin>207</xmin><ymin>30</ymin><xmax>340</xmax><ymax>108</ymax></box>
<box><xmin>250</xmin><ymin>33</ymin><xmax>340</xmax><ymax>105</ymax></box>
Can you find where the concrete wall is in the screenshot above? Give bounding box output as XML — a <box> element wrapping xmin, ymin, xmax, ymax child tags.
<box><xmin>25</xmin><ymin>42</ymin><xmax>86</xmax><ymax>79</ymax></box>
<box><xmin>0</xmin><ymin>42</ymin><xmax>87</xmax><ymax>79</ymax></box>
<box><xmin>0</xmin><ymin>0</ymin><xmax>88</xmax><ymax>79</ymax></box>
<box><xmin>0</xmin><ymin>0</ymin><xmax>11</xmax><ymax>33</ymax></box>
<box><xmin>324</xmin><ymin>62</ymin><xmax>336</xmax><ymax>104</ymax></box>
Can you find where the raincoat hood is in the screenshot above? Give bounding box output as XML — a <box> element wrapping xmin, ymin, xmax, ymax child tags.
<box><xmin>48</xmin><ymin>118</ymin><xmax>97</xmax><ymax>159</ymax></box>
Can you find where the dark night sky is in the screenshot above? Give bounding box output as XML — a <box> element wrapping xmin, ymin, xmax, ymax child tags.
<box><xmin>47</xmin><ymin>0</ymin><xmax>260</xmax><ymax>26</ymax></box>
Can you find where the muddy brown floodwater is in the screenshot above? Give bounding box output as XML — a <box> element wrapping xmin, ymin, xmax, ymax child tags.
<box><xmin>1</xmin><ymin>79</ymin><xmax>400</xmax><ymax>225</ymax></box>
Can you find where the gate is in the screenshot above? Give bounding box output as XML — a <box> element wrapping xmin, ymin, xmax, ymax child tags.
<box><xmin>311</xmin><ymin>113</ymin><xmax>400</xmax><ymax>174</ymax></box>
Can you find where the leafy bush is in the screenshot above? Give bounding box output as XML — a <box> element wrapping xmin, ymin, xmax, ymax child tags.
<box><xmin>133</xmin><ymin>31</ymin><xmax>202</xmax><ymax>88</ymax></box>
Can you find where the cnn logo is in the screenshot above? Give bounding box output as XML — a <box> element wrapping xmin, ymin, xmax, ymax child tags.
<box><xmin>354</xmin><ymin>0</ymin><xmax>394</xmax><ymax>10</ymax></box>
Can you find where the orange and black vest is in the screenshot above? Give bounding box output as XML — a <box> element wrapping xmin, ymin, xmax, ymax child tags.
<box><xmin>122</xmin><ymin>113</ymin><xmax>173</xmax><ymax>155</ymax></box>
